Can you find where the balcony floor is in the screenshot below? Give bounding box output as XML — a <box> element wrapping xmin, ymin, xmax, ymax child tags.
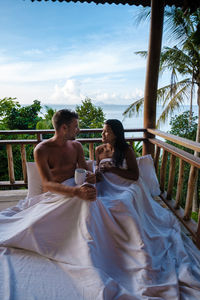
<box><xmin>0</xmin><ymin>189</ymin><xmax>27</xmax><ymax>211</ymax></box>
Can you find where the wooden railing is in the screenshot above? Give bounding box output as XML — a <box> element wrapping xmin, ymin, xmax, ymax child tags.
<box><xmin>0</xmin><ymin>128</ymin><xmax>146</xmax><ymax>187</ymax></box>
<box><xmin>147</xmin><ymin>128</ymin><xmax>200</xmax><ymax>249</ymax></box>
<box><xmin>0</xmin><ymin>128</ymin><xmax>200</xmax><ymax>248</ymax></box>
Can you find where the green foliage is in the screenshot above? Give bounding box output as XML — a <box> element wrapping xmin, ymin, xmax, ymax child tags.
<box><xmin>0</xmin><ymin>98</ymin><xmax>20</xmax><ymax>129</ymax></box>
<box><xmin>132</xmin><ymin>141</ymin><xmax>142</xmax><ymax>157</ymax></box>
<box><xmin>165</xmin><ymin>111</ymin><xmax>199</xmax><ymax>207</ymax></box>
<box><xmin>76</xmin><ymin>98</ymin><xmax>105</xmax><ymax>130</ymax></box>
<box><xmin>1</xmin><ymin>100</ymin><xmax>42</xmax><ymax>130</ymax></box>
<box><xmin>76</xmin><ymin>98</ymin><xmax>105</xmax><ymax>158</ymax></box>
<box><xmin>124</xmin><ymin>8</ymin><xmax>200</xmax><ymax>129</ymax></box>
<box><xmin>169</xmin><ymin>111</ymin><xmax>197</xmax><ymax>149</ymax></box>
<box><xmin>0</xmin><ymin>98</ymin><xmax>43</xmax><ymax>183</ymax></box>
<box><xmin>191</xmin><ymin>212</ymin><xmax>198</xmax><ymax>222</ymax></box>
<box><xmin>36</xmin><ymin>106</ymin><xmax>56</xmax><ymax>129</ymax></box>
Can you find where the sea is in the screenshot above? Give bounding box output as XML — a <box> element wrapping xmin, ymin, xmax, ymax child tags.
<box><xmin>44</xmin><ymin>104</ymin><xmax>198</xmax><ymax>138</ymax></box>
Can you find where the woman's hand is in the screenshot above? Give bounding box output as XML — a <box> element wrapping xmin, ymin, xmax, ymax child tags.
<box><xmin>95</xmin><ymin>169</ymin><xmax>103</xmax><ymax>181</ymax></box>
<box><xmin>99</xmin><ymin>161</ymin><xmax>113</xmax><ymax>173</ymax></box>
<box><xmin>86</xmin><ymin>171</ymin><xmax>96</xmax><ymax>184</ymax></box>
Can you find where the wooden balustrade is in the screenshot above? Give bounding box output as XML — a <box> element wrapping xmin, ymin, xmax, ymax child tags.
<box><xmin>147</xmin><ymin>128</ymin><xmax>200</xmax><ymax>249</ymax></box>
<box><xmin>0</xmin><ymin>128</ymin><xmax>145</xmax><ymax>187</ymax></box>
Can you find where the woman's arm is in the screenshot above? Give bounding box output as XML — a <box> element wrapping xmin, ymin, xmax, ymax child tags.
<box><xmin>100</xmin><ymin>146</ymin><xmax>139</xmax><ymax>181</ymax></box>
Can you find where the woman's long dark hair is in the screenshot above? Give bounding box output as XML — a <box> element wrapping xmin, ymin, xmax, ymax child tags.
<box><xmin>105</xmin><ymin>119</ymin><xmax>129</xmax><ymax>167</ymax></box>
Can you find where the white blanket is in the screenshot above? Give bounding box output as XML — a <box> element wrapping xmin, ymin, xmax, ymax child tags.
<box><xmin>0</xmin><ymin>171</ymin><xmax>200</xmax><ymax>299</ymax></box>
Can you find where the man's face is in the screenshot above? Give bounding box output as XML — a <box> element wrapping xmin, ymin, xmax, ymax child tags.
<box><xmin>67</xmin><ymin>118</ymin><xmax>80</xmax><ymax>140</ymax></box>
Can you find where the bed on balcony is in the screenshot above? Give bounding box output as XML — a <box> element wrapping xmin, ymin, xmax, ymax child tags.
<box><xmin>0</xmin><ymin>156</ymin><xmax>200</xmax><ymax>300</ymax></box>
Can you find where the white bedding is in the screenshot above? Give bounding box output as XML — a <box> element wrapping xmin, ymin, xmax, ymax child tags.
<box><xmin>0</xmin><ymin>166</ymin><xmax>200</xmax><ymax>299</ymax></box>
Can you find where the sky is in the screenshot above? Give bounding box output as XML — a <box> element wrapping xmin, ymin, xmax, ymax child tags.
<box><xmin>0</xmin><ymin>0</ymin><xmax>171</xmax><ymax>107</ymax></box>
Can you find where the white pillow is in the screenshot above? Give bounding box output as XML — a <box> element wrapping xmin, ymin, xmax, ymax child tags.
<box><xmin>136</xmin><ymin>154</ymin><xmax>161</xmax><ymax>197</ymax></box>
<box><xmin>26</xmin><ymin>157</ymin><xmax>160</xmax><ymax>198</ymax></box>
<box><xmin>26</xmin><ymin>162</ymin><xmax>43</xmax><ymax>198</ymax></box>
<box><xmin>26</xmin><ymin>160</ymin><xmax>95</xmax><ymax>198</ymax></box>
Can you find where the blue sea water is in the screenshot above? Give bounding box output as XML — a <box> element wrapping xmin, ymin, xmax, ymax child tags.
<box><xmin>45</xmin><ymin>104</ymin><xmax>198</xmax><ymax>138</ymax></box>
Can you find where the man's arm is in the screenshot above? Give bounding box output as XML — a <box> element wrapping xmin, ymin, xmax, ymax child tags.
<box><xmin>34</xmin><ymin>144</ymin><xmax>96</xmax><ymax>200</ymax></box>
<box><xmin>75</xmin><ymin>142</ymin><xmax>96</xmax><ymax>184</ymax></box>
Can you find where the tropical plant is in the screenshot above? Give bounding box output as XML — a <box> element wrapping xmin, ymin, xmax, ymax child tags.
<box><xmin>76</xmin><ymin>98</ymin><xmax>105</xmax><ymax>158</ymax></box>
<box><xmin>1</xmin><ymin>99</ymin><xmax>42</xmax><ymax>130</ymax></box>
<box><xmin>124</xmin><ymin>7</ymin><xmax>200</xmax><ymax>130</ymax></box>
<box><xmin>76</xmin><ymin>98</ymin><xmax>105</xmax><ymax>131</ymax></box>
<box><xmin>132</xmin><ymin>141</ymin><xmax>143</xmax><ymax>157</ymax></box>
<box><xmin>0</xmin><ymin>97</ymin><xmax>20</xmax><ymax>129</ymax></box>
<box><xmin>164</xmin><ymin>111</ymin><xmax>199</xmax><ymax>210</ymax></box>
<box><xmin>124</xmin><ymin>7</ymin><xmax>200</xmax><ymax>212</ymax></box>
<box><xmin>36</xmin><ymin>106</ymin><xmax>56</xmax><ymax>129</ymax></box>
<box><xmin>0</xmin><ymin>99</ymin><xmax>43</xmax><ymax>182</ymax></box>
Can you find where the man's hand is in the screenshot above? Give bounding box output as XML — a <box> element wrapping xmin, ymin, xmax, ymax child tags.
<box><xmin>86</xmin><ymin>171</ymin><xmax>96</xmax><ymax>184</ymax></box>
<box><xmin>75</xmin><ymin>183</ymin><xmax>96</xmax><ymax>201</ymax></box>
<box><xmin>95</xmin><ymin>169</ymin><xmax>103</xmax><ymax>182</ymax></box>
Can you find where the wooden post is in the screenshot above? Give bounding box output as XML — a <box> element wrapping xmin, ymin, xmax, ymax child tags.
<box><xmin>37</xmin><ymin>132</ymin><xmax>43</xmax><ymax>142</ymax></box>
<box><xmin>184</xmin><ymin>165</ymin><xmax>198</xmax><ymax>220</ymax></box>
<box><xmin>154</xmin><ymin>145</ymin><xmax>160</xmax><ymax>175</ymax></box>
<box><xmin>174</xmin><ymin>159</ymin><xmax>185</xmax><ymax>209</ymax></box>
<box><xmin>166</xmin><ymin>154</ymin><xmax>176</xmax><ymax>200</ymax></box>
<box><xmin>143</xmin><ymin>0</ymin><xmax>165</xmax><ymax>157</ymax></box>
<box><xmin>20</xmin><ymin>144</ymin><xmax>27</xmax><ymax>184</ymax></box>
<box><xmin>89</xmin><ymin>143</ymin><xmax>94</xmax><ymax>161</ymax></box>
<box><xmin>196</xmin><ymin>208</ymin><xmax>200</xmax><ymax>249</ymax></box>
<box><xmin>160</xmin><ymin>150</ymin><xmax>168</xmax><ymax>193</ymax></box>
<box><xmin>6</xmin><ymin>144</ymin><xmax>15</xmax><ymax>184</ymax></box>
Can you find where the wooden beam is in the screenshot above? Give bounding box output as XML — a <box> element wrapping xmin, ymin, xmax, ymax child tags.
<box><xmin>143</xmin><ymin>0</ymin><xmax>165</xmax><ymax>157</ymax></box>
<box><xmin>147</xmin><ymin>128</ymin><xmax>200</xmax><ymax>153</ymax></box>
<box><xmin>149</xmin><ymin>138</ymin><xmax>200</xmax><ymax>169</ymax></box>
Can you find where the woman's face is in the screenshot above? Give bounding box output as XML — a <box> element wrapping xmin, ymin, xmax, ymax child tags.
<box><xmin>102</xmin><ymin>124</ymin><xmax>116</xmax><ymax>144</ymax></box>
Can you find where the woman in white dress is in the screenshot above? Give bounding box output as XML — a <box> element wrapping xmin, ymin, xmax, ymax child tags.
<box><xmin>95</xmin><ymin>119</ymin><xmax>139</xmax><ymax>181</ymax></box>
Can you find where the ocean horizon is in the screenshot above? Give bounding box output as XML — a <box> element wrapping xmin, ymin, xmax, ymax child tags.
<box><xmin>43</xmin><ymin>104</ymin><xmax>198</xmax><ymax>138</ymax></box>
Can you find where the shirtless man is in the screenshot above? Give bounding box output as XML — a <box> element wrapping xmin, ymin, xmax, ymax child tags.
<box><xmin>34</xmin><ymin>109</ymin><xmax>96</xmax><ymax>201</ymax></box>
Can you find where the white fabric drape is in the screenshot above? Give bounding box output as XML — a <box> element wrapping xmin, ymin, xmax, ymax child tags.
<box><xmin>0</xmin><ymin>169</ymin><xmax>200</xmax><ymax>299</ymax></box>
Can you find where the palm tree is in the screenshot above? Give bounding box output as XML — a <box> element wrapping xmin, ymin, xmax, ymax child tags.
<box><xmin>124</xmin><ymin>8</ymin><xmax>200</xmax><ymax>129</ymax></box>
<box><xmin>36</xmin><ymin>106</ymin><xmax>56</xmax><ymax>129</ymax></box>
<box><xmin>124</xmin><ymin>7</ymin><xmax>200</xmax><ymax>211</ymax></box>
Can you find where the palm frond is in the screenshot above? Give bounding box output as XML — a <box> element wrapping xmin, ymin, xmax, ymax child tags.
<box><xmin>157</xmin><ymin>81</ymin><xmax>191</xmax><ymax>128</ymax></box>
<box><xmin>134</xmin><ymin>51</ymin><xmax>148</xmax><ymax>58</ymax></box>
<box><xmin>164</xmin><ymin>8</ymin><xmax>196</xmax><ymax>46</ymax></box>
<box><xmin>160</xmin><ymin>47</ymin><xmax>193</xmax><ymax>75</ymax></box>
<box><xmin>133</xmin><ymin>7</ymin><xmax>151</xmax><ymax>27</ymax></box>
<box><xmin>123</xmin><ymin>97</ymin><xmax>144</xmax><ymax>119</ymax></box>
<box><xmin>156</xmin><ymin>79</ymin><xmax>190</xmax><ymax>106</ymax></box>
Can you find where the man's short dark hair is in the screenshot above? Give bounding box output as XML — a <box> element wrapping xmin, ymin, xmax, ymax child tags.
<box><xmin>52</xmin><ymin>109</ymin><xmax>78</xmax><ymax>131</ymax></box>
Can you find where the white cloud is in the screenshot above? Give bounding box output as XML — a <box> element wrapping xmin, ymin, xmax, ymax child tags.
<box><xmin>0</xmin><ymin>40</ymin><xmax>147</xmax><ymax>105</ymax></box>
<box><xmin>49</xmin><ymin>77</ymin><xmax>144</xmax><ymax>105</ymax></box>
<box><xmin>50</xmin><ymin>79</ymin><xmax>85</xmax><ymax>105</ymax></box>
<box><xmin>0</xmin><ymin>42</ymin><xmax>146</xmax><ymax>84</ymax></box>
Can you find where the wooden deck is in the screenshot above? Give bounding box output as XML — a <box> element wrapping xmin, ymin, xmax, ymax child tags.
<box><xmin>0</xmin><ymin>189</ymin><xmax>27</xmax><ymax>211</ymax></box>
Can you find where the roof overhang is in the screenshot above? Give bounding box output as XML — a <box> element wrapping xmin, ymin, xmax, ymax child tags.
<box><xmin>30</xmin><ymin>0</ymin><xmax>200</xmax><ymax>13</ymax></box>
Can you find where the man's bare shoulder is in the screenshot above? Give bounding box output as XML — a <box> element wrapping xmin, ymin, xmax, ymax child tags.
<box><xmin>34</xmin><ymin>139</ymin><xmax>54</xmax><ymax>154</ymax></box>
<box><xmin>71</xmin><ymin>139</ymin><xmax>83</xmax><ymax>149</ymax></box>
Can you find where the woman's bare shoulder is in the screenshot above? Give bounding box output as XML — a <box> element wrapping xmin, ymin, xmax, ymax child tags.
<box><xmin>95</xmin><ymin>144</ymin><xmax>107</xmax><ymax>153</ymax></box>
